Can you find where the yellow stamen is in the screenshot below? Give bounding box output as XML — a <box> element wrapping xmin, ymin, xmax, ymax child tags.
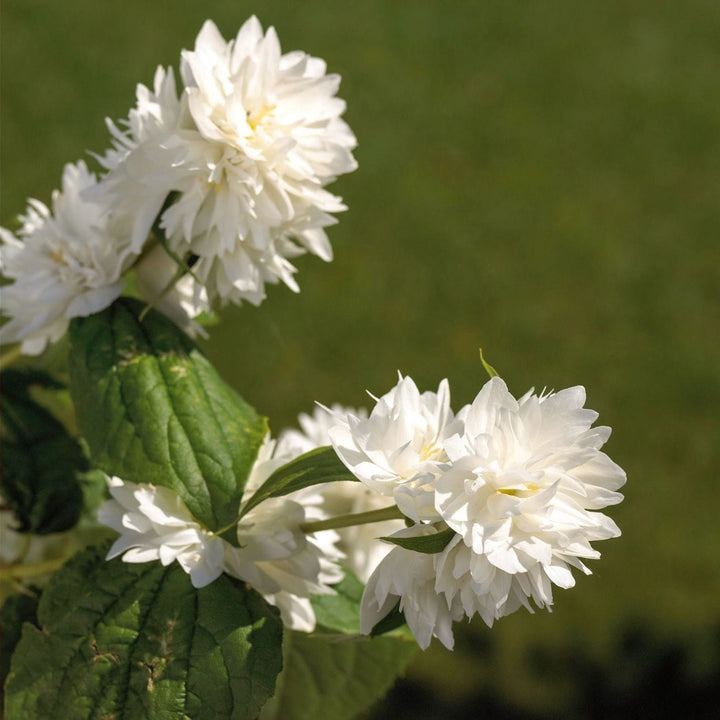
<box><xmin>247</xmin><ymin>104</ymin><xmax>276</xmax><ymax>131</ymax></box>
<box><xmin>49</xmin><ymin>247</ymin><xmax>68</xmax><ymax>265</ymax></box>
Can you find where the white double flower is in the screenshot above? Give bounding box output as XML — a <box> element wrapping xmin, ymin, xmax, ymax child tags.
<box><xmin>97</xmin><ymin>16</ymin><xmax>357</xmax><ymax>312</ymax></box>
<box><xmin>329</xmin><ymin>374</ymin><xmax>626</xmax><ymax>650</ymax></box>
<box><xmin>1</xmin><ymin>16</ymin><xmax>357</xmax><ymax>353</ymax></box>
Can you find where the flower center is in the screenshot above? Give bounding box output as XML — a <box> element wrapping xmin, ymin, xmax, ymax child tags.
<box><xmin>497</xmin><ymin>480</ymin><xmax>540</xmax><ymax>498</ymax></box>
<box><xmin>419</xmin><ymin>442</ymin><xmax>442</xmax><ymax>462</ymax></box>
<box><xmin>48</xmin><ymin>246</ymin><xmax>68</xmax><ymax>265</ymax></box>
<box><xmin>247</xmin><ymin>104</ymin><xmax>276</xmax><ymax>131</ymax></box>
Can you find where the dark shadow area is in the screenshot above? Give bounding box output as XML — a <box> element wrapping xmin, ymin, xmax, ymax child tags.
<box><xmin>371</xmin><ymin>621</ymin><xmax>720</xmax><ymax>720</ymax></box>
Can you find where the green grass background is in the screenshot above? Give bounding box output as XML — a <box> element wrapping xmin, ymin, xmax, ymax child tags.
<box><xmin>3</xmin><ymin>1</ymin><xmax>720</xmax><ymax>716</ymax></box>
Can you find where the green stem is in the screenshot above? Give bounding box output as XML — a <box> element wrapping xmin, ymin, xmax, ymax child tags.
<box><xmin>0</xmin><ymin>345</ymin><xmax>23</xmax><ymax>371</ymax></box>
<box><xmin>210</xmin><ymin>504</ymin><xmax>405</xmax><ymax>542</ymax></box>
<box><xmin>300</xmin><ymin>505</ymin><xmax>405</xmax><ymax>534</ymax></box>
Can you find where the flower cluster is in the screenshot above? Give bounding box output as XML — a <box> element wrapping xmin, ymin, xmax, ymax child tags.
<box><xmin>98</xmin><ymin>377</ymin><xmax>625</xmax><ymax>649</ymax></box>
<box><xmin>251</xmin><ymin>405</ymin><xmax>406</xmax><ymax>582</ymax></box>
<box><xmin>95</xmin><ymin>403</ymin><xmax>403</xmax><ymax>632</ymax></box>
<box><xmin>98</xmin><ymin>474</ymin><xmax>341</xmax><ymax>632</ymax></box>
<box><xmin>97</xmin><ymin>17</ymin><xmax>356</xmax><ymax>310</ymax></box>
<box><xmin>329</xmin><ymin>374</ymin><xmax>626</xmax><ymax>649</ymax></box>
<box><xmin>0</xmin><ymin>163</ymin><xmax>134</xmax><ymax>354</ymax></box>
<box><xmin>1</xmin><ymin>16</ymin><xmax>356</xmax><ymax>354</ymax></box>
<box><xmin>2</xmin><ymin>16</ymin><xmax>626</xmax><ymax>656</ymax></box>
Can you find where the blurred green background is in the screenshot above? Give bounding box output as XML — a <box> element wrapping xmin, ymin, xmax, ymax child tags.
<box><xmin>3</xmin><ymin>1</ymin><xmax>720</xmax><ymax>716</ymax></box>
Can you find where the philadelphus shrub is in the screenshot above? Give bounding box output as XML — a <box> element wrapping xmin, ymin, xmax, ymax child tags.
<box><xmin>0</xmin><ymin>15</ymin><xmax>625</xmax><ymax>720</ymax></box>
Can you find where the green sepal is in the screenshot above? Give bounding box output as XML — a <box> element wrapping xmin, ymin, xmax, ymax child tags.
<box><xmin>479</xmin><ymin>348</ymin><xmax>499</xmax><ymax>378</ymax></box>
<box><xmin>68</xmin><ymin>298</ymin><xmax>268</xmax><ymax>537</ymax></box>
<box><xmin>1</xmin><ymin>369</ymin><xmax>86</xmax><ymax>534</ymax></box>
<box><xmin>3</xmin><ymin>543</ymin><xmax>284</xmax><ymax>720</ymax></box>
<box><xmin>378</xmin><ymin>526</ymin><xmax>456</xmax><ymax>554</ymax></box>
<box><xmin>239</xmin><ymin>446</ymin><xmax>356</xmax><ymax>520</ymax></box>
<box><xmin>369</xmin><ymin>601</ymin><xmax>408</xmax><ymax>638</ymax></box>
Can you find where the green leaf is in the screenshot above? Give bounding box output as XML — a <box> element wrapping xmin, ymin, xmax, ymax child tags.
<box><xmin>240</xmin><ymin>447</ymin><xmax>357</xmax><ymax>520</ymax></box>
<box><xmin>479</xmin><ymin>348</ymin><xmax>499</xmax><ymax>378</ymax></box>
<box><xmin>378</xmin><ymin>526</ymin><xmax>456</xmax><ymax>554</ymax></box>
<box><xmin>312</xmin><ymin>571</ymin><xmax>410</xmax><ymax>640</ymax></box>
<box><xmin>1</xmin><ymin>369</ymin><xmax>86</xmax><ymax>534</ymax></box>
<box><xmin>68</xmin><ymin>298</ymin><xmax>268</xmax><ymax>536</ymax></box>
<box><xmin>77</xmin><ymin>467</ymin><xmax>111</xmax><ymax>516</ymax></box>
<box><xmin>259</xmin><ymin>568</ymin><xmax>417</xmax><ymax>720</ymax></box>
<box><xmin>310</xmin><ymin>569</ymin><xmax>364</xmax><ymax>635</ymax></box>
<box><xmin>311</xmin><ymin>568</ymin><xmax>410</xmax><ymax>640</ymax></box>
<box><xmin>4</xmin><ymin>544</ymin><xmax>284</xmax><ymax>720</ymax></box>
<box><xmin>1</xmin><ymin>591</ymin><xmax>40</xmax><ymax>688</ymax></box>
<box><xmin>261</xmin><ymin>630</ymin><xmax>417</xmax><ymax>720</ymax></box>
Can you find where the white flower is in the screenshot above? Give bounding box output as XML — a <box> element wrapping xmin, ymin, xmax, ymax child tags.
<box><xmin>273</xmin><ymin>404</ymin><xmax>406</xmax><ymax>582</ymax></box>
<box><xmin>309</xmin><ymin>478</ymin><xmax>404</xmax><ymax>584</ymax></box>
<box><xmin>96</xmin><ymin>16</ymin><xmax>357</xmax><ymax>311</ymax></box>
<box><xmin>364</xmin><ymin>524</ymin><xmax>562</xmax><ymax>651</ymax></box>
<box><xmin>244</xmin><ymin>432</ymin><xmax>298</xmax><ymax>492</ymax></box>
<box><xmin>0</xmin><ymin>162</ymin><xmax>133</xmax><ymax>355</ymax></box>
<box><xmin>278</xmin><ymin>403</ymin><xmax>368</xmax><ymax>455</ymax></box>
<box><xmin>338</xmin><ymin>374</ymin><xmax>625</xmax><ymax>649</ymax></box>
<box><xmin>360</xmin><ymin>525</ymin><xmax>461</xmax><ymax>651</ymax></box>
<box><xmin>246</xmin><ymin>433</ymin><xmax>346</xmax><ymax>588</ymax></box>
<box><xmin>434</xmin><ymin>377</ymin><xmax>625</xmax><ymax>622</ymax></box>
<box><xmin>328</xmin><ymin>375</ymin><xmax>462</xmax><ymax>523</ymax></box>
<box><xmin>133</xmin><ymin>244</ymin><xmax>211</xmax><ymax>338</ymax></box>
<box><xmin>96</xmin><ymin>471</ymin><xmax>341</xmax><ymax>628</ymax></box>
<box><xmin>95</xmin><ymin>65</ymin><xmax>186</xmax><ymax>252</ymax></box>
<box><xmin>98</xmin><ymin>476</ymin><xmax>225</xmax><ymax>588</ymax></box>
<box><xmin>434</xmin><ymin>534</ymin><xmax>541</xmax><ymax>630</ymax></box>
<box><xmin>223</xmin><ymin>496</ymin><xmax>339</xmax><ymax>631</ymax></box>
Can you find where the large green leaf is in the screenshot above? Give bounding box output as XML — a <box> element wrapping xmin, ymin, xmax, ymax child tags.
<box><xmin>264</xmin><ymin>631</ymin><xmax>417</xmax><ymax>720</ymax></box>
<box><xmin>1</xmin><ymin>369</ymin><xmax>86</xmax><ymax>534</ymax></box>
<box><xmin>260</xmin><ymin>570</ymin><xmax>418</xmax><ymax>720</ymax></box>
<box><xmin>4</xmin><ymin>544</ymin><xmax>284</xmax><ymax>720</ymax></box>
<box><xmin>68</xmin><ymin>298</ymin><xmax>268</xmax><ymax>535</ymax></box>
<box><xmin>239</xmin><ymin>447</ymin><xmax>357</xmax><ymax>519</ymax></box>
